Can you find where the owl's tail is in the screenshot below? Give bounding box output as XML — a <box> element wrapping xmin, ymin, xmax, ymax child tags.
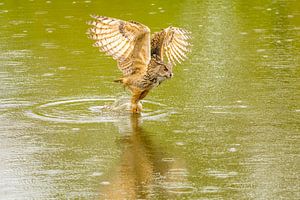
<box><xmin>114</xmin><ymin>78</ymin><xmax>127</xmax><ymax>91</ymax></box>
<box><xmin>113</xmin><ymin>78</ymin><xmax>123</xmax><ymax>83</ymax></box>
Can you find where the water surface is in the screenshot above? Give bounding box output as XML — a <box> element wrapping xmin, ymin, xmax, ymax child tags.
<box><xmin>0</xmin><ymin>0</ymin><xmax>299</xmax><ymax>199</ymax></box>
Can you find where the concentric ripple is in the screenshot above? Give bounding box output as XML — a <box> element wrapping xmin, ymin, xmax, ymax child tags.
<box><xmin>26</xmin><ymin>96</ymin><xmax>173</xmax><ymax>123</ymax></box>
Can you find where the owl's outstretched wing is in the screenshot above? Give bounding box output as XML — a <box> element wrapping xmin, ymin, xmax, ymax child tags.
<box><xmin>151</xmin><ymin>27</ymin><xmax>191</xmax><ymax>66</ymax></box>
<box><xmin>87</xmin><ymin>15</ymin><xmax>151</xmax><ymax>76</ymax></box>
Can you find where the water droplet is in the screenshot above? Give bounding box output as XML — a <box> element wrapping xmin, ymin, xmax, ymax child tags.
<box><xmin>173</xmin><ymin>130</ymin><xmax>184</xmax><ymax>133</ymax></box>
<box><xmin>201</xmin><ymin>186</ymin><xmax>220</xmax><ymax>193</ymax></box>
<box><xmin>91</xmin><ymin>172</ymin><xmax>103</xmax><ymax>176</ymax></box>
<box><xmin>12</xmin><ymin>33</ymin><xmax>27</xmax><ymax>38</ymax></box>
<box><xmin>100</xmin><ymin>181</ymin><xmax>110</xmax><ymax>185</ymax></box>
<box><xmin>42</xmin><ymin>73</ymin><xmax>54</xmax><ymax>77</ymax></box>
<box><xmin>162</xmin><ymin>158</ymin><xmax>175</xmax><ymax>162</ymax></box>
<box><xmin>228</xmin><ymin>147</ymin><xmax>237</xmax><ymax>152</ymax></box>
<box><xmin>41</xmin><ymin>42</ymin><xmax>59</xmax><ymax>49</ymax></box>
<box><xmin>58</xmin><ymin>66</ymin><xmax>66</xmax><ymax>70</ymax></box>
<box><xmin>175</xmin><ymin>142</ymin><xmax>185</xmax><ymax>146</ymax></box>
<box><xmin>254</xmin><ymin>29</ymin><xmax>265</xmax><ymax>33</ymax></box>
<box><xmin>256</xmin><ymin>49</ymin><xmax>266</xmax><ymax>53</ymax></box>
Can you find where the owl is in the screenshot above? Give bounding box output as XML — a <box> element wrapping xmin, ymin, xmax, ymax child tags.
<box><xmin>87</xmin><ymin>15</ymin><xmax>191</xmax><ymax>113</ymax></box>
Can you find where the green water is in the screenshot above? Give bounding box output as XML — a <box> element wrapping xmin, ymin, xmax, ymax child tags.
<box><xmin>1</xmin><ymin>0</ymin><xmax>299</xmax><ymax>199</ymax></box>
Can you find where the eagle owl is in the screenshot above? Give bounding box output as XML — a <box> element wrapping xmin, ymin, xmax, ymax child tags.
<box><xmin>87</xmin><ymin>15</ymin><xmax>191</xmax><ymax>113</ymax></box>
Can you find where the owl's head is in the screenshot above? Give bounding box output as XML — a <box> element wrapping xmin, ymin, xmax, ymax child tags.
<box><xmin>149</xmin><ymin>56</ymin><xmax>173</xmax><ymax>80</ymax></box>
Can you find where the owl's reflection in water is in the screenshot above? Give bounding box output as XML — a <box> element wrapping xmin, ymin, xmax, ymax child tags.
<box><xmin>99</xmin><ymin>115</ymin><xmax>192</xmax><ymax>199</ymax></box>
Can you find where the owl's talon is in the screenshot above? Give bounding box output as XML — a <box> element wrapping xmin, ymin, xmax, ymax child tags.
<box><xmin>131</xmin><ymin>104</ymin><xmax>142</xmax><ymax>114</ymax></box>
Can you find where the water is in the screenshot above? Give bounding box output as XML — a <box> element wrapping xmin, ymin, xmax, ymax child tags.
<box><xmin>0</xmin><ymin>0</ymin><xmax>299</xmax><ymax>199</ymax></box>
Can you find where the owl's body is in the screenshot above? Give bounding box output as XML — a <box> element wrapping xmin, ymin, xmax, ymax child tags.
<box><xmin>87</xmin><ymin>15</ymin><xmax>191</xmax><ymax>113</ymax></box>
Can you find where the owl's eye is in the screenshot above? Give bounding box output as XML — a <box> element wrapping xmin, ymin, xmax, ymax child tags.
<box><xmin>163</xmin><ymin>67</ymin><xmax>168</xmax><ymax>72</ymax></box>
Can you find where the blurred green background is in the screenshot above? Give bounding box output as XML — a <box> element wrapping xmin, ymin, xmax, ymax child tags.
<box><xmin>0</xmin><ymin>0</ymin><xmax>299</xmax><ymax>199</ymax></box>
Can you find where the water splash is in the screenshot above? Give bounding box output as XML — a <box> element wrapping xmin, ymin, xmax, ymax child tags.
<box><xmin>26</xmin><ymin>96</ymin><xmax>173</xmax><ymax>123</ymax></box>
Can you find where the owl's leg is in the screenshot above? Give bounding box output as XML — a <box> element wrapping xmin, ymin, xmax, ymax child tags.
<box><xmin>139</xmin><ymin>90</ymin><xmax>149</xmax><ymax>100</ymax></box>
<box><xmin>131</xmin><ymin>91</ymin><xmax>142</xmax><ymax>114</ymax></box>
<box><xmin>130</xmin><ymin>90</ymin><xmax>150</xmax><ymax>114</ymax></box>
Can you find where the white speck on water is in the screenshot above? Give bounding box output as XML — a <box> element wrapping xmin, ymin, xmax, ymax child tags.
<box><xmin>46</xmin><ymin>0</ymin><xmax>51</xmax><ymax>3</ymax></box>
<box><xmin>71</xmin><ymin>50</ymin><xmax>84</xmax><ymax>55</ymax></box>
<box><xmin>41</xmin><ymin>42</ymin><xmax>59</xmax><ymax>49</ymax></box>
<box><xmin>64</xmin><ymin>15</ymin><xmax>74</xmax><ymax>19</ymax></box>
<box><xmin>286</xmin><ymin>39</ymin><xmax>293</xmax><ymax>42</ymax></box>
<box><xmin>42</xmin><ymin>73</ymin><xmax>54</xmax><ymax>77</ymax></box>
<box><xmin>158</xmin><ymin>7</ymin><xmax>163</xmax><ymax>10</ymax></box>
<box><xmin>91</xmin><ymin>172</ymin><xmax>103</xmax><ymax>177</ymax></box>
<box><xmin>35</xmin><ymin>11</ymin><xmax>48</xmax><ymax>15</ymax></box>
<box><xmin>46</xmin><ymin>28</ymin><xmax>55</xmax><ymax>33</ymax></box>
<box><xmin>162</xmin><ymin>158</ymin><xmax>175</xmax><ymax>162</ymax></box>
<box><xmin>201</xmin><ymin>186</ymin><xmax>220</xmax><ymax>193</ymax></box>
<box><xmin>254</xmin><ymin>29</ymin><xmax>265</xmax><ymax>33</ymax></box>
<box><xmin>256</xmin><ymin>49</ymin><xmax>266</xmax><ymax>53</ymax></box>
<box><xmin>84</xmin><ymin>0</ymin><xmax>91</xmax><ymax>3</ymax></box>
<box><xmin>100</xmin><ymin>181</ymin><xmax>110</xmax><ymax>185</ymax></box>
<box><xmin>173</xmin><ymin>130</ymin><xmax>184</xmax><ymax>133</ymax></box>
<box><xmin>58</xmin><ymin>66</ymin><xmax>66</xmax><ymax>70</ymax></box>
<box><xmin>207</xmin><ymin>170</ymin><xmax>237</xmax><ymax>179</ymax></box>
<box><xmin>228</xmin><ymin>171</ymin><xmax>238</xmax><ymax>176</ymax></box>
<box><xmin>266</xmin><ymin>8</ymin><xmax>272</xmax><ymax>11</ymax></box>
<box><xmin>59</xmin><ymin>25</ymin><xmax>70</xmax><ymax>29</ymax></box>
<box><xmin>72</xmin><ymin>127</ymin><xmax>80</xmax><ymax>131</ymax></box>
<box><xmin>175</xmin><ymin>142</ymin><xmax>186</xmax><ymax>146</ymax></box>
<box><xmin>287</xmin><ymin>15</ymin><xmax>294</xmax><ymax>18</ymax></box>
<box><xmin>148</xmin><ymin>12</ymin><xmax>157</xmax><ymax>15</ymax></box>
<box><xmin>228</xmin><ymin>147</ymin><xmax>237</xmax><ymax>152</ymax></box>
<box><xmin>239</xmin><ymin>32</ymin><xmax>248</xmax><ymax>35</ymax></box>
<box><xmin>0</xmin><ymin>10</ymin><xmax>8</xmax><ymax>14</ymax></box>
<box><xmin>295</xmin><ymin>109</ymin><xmax>300</xmax><ymax>112</ymax></box>
<box><xmin>160</xmin><ymin>10</ymin><xmax>165</xmax><ymax>13</ymax></box>
<box><xmin>12</xmin><ymin>33</ymin><xmax>27</xmax><ymax>38</ymax></box>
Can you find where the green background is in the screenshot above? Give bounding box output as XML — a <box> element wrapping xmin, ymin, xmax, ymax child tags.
<box><xmin>0</xmin><ymin>0</ymin><xmax>299</xmax><ymax>199</ymax></box>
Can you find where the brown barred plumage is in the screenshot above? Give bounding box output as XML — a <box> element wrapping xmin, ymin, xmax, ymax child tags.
<box><xmin>87</xmin><ymin>15</ymin><xmax>191</xmax><ymax>113</ymax></box>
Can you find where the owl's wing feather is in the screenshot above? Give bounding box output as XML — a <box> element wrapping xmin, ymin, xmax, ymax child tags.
<box><xmin>87</xmin><ymin>15</ymin><xmax>151</xmax><ymax>76</ymax></box>
<box><xmin>151</xmin><ymin>27</ymin><xmax>191</xmax><ymax>66</ymax></box>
